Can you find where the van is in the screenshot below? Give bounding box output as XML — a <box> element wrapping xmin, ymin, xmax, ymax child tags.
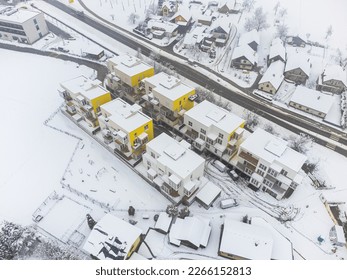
<box><xmin>212</xmin><ymin>159</ymin><xmax>227</xmax><ymax>173</ymax></box>
<box><xmin>227</xmin><ymin>169</ymin><xmax>239</xmax><ymax>181</ymax></box>
<box><xmin>220</xmin><ymin>198</ymin><xmax>239</xmax><ymax>209</ymax></box>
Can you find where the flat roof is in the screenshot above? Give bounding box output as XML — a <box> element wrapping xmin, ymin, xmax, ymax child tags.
<box><xmin>146</xmin><ymin>133</ymin><xmax>205</xmax><ymax>179</ymax></box>
<box><xmin>60</xmin><ymin>75</ymin><xmax>109</xmax><ymax>101</ymax></box>
<box><xmin>184</xmin><ymin>100</ymin><xmax>245</xmax><ymax>134</ymax></box>
<box><xmin>100</xmin><ymin>98</ymin><xmax>152</xmax><ymax>133</ymax></box>
<box><xmin>220</xmin><ymin>219</ymin><xmax>273</xmax><ymax>260</ymax></box>
<box><xmin>83</xmin><ymin>214</ymin><xmax>142</xmax><ymax>260</ymax></box>
<box><xmin>0</xmin><ymin>7</ymin><xmax>41</xmax><ymax>24</ymax></box>
<box><xmin>290</xmin><ymin>86</ymin><xmax>334</xmax><ymax>115</ymax></box>
<box><xmin>240</xmin><ymin>128</ymin><xmax>307</xmax><ymax>172</ymax></box>
<box><xmin>196</xmin><ymin>181</ymin><xmax>221</xmax><ymax>206</ymax></box>
<box><xmin>108</xmin><ymin>54</ymin><xmax>153</xmax><ymax>77</ymax></box>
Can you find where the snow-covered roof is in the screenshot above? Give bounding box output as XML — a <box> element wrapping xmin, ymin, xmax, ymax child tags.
<box><xmin>60</xmin><ymin>75</ymin><xmax>108</xmax><ymax>101</ymax></box>
<box><xmin>232</xmin><ymin>44</ymin><xmax>258</xmax><ymax>65</ymax></box>
<box><xmin>0</xmin><ymin>7</ymin><xmax>41</xmax><ymax>24</ymax></box>
<box><xmin>100</xmin><ymin>98</ymin><xmax>152</xmax><ymax>133</ymax></box>
<box><xmin>240</xmin><ymin>128</ymin><xmax>307</xmax><ymax>172</ymax></box>
<box><xmin>259</xmin><ymin>61</ymin><xmax>285</xmax><ymax>90</ymax></box>
<box><xmin>147</xmin><ymin>19</ymin><xmax>178</xmax><ymax>33</ymax></box>
<box><xmin>83</xmin><ymin>214</ymin><xmax>142</xmax><ymax>260</ymax></box>
<box><xmin>154</xmin><ymin>212</ymin><xmax>172</xmax><ymax>234</ymax></box>
<box><xmin>290</xmin><ymin>86</ymin><xmax>334</xmax><ymax>115</ymax></box>
<box><xmin>285</xmin><ymin>53</ymin><xmax>311</xmax><ymax>76</ymax></box>
<box><xmin>146</xmin><ymin>133</ymin><xmax>205</xmax><ymax>179</ymax></box>
<box><xmin>196</xmin><ymin>181</ymin><xmax>221</xmax><ymax>207</ymax></box>
<box><xmin>239</xmin><ymin>29</ymin><xmax>260</xmax><ymax>47</ymax></box>
<box><xmin>220</xmin><ymin>219</ymin><xmax>273</xmax><ymax>260</ymax></box>
<box><xmin>170</xmin><ymin>8</ymin><xmax>192</xmax><ymax>24</ymax></box>
<box><xmin>211</xmin><ymin>20</ymin><xmax>231</xmax><ymax>34</ymax></box>
<box><xmin>108</xmin><ymin>54</ymin><xmax>153</xmax><ymax>78</ymax></box>
<box><xmin>169</xmin><ymin>216</ymin><xmax>211</xmax><ymax>248</ymax></box>
<box><xmin>333</xmin><ymin>225</ymin><xmax>346</xmax><ymax>244</ymax></box>
<box><xmin>269</xmin><ymin>38</ymin><xmax>286</xmax><ymax>61</ymax></box>
<box><xmin>184</xmin><ymin>100</ymin><xmax>245</xmax><ymax>134</ymax></box>
<box><xmin>322</xmin><ymin>64</ymin><xmax>347</xmax><ymax>86</ymax></box>
<box><xmin>143</xmin><ymin>72</ymin><xmax>194</xmax><ymax>102</ymax></box>
<box><xmin>251</xmin><ymin>217</ymin><xmax>293</xmax><ymax>260</ymax></box>
<box><xmin>219</xmin><ymin>0</ymin><xmax>235</xmax><ymax>10</ymax></box>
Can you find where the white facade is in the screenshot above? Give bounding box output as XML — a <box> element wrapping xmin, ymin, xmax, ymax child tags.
<box><xmin>0</xmin><ymin>6</ymin><xmax>48</xmax><ymax>44</ymax></box>
<box><xmin>184</xmin><ymin>100</ymin><xmax>245</xmax><ymax>159</ymax></box>
<box><xmin>143</xmin><ymin>133</ymin><xmax>205</xmax><ymax>198</ymax></box>
<box><xmin>236</xmin><ymin>128</ymin><xmax>307</xmax><ymax>200</ymax></box>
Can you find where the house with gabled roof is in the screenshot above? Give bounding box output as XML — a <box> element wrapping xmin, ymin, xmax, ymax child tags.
<box><xmin>239</xmin><ymin>29</ymin><xmax>260</xmax><ymax>51</ymax></box>
<box><xmin>286</xmin><ymin>34</ymin><xmax>306</xmax><ymax>47</ymax></box>
<box><xmin>258</xmin><ymin>61</ymin><xmax>285</xmax><ymax>94</ymax></box>
<box><xmin>231</xmin><ymin>44</ymin><xmax>258</xmax><ymax>70</ymax></box>
<box><xmin>161</xmin><ymin>1</ymin><xmax>178</xmax><ymax>17</ymax></box>
<box><xmin>218</xmin><ymin>0</ymin><xmax>240</xmax><ymax>14</ymax></box>
<box><xmin>268</xmin><ymin>37</ymin><xmax>286</xmax><ymax>65</ymax></box>
<box><xmin>170</xmin><ymin>8</ymin><xmax>192</xmax><ymax>28</ymax></box>
<box><xmin>210</xmin><ymin>21</ymin><xmax>231</xmax><ymax>47</ymax></box>
<box><xmin>284</xmin><ymin>53</ymin><xmax>311</xmax><ymax>85</ymax></box>
<box><xmin>316</xmin><ymin>65</ymin><xmax>347</xmax><ymax>94</ymax></box>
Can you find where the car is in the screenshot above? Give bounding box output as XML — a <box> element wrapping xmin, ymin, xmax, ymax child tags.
<box><xmin>211</xmin><ymin>159</ymin><xmax>227</xmax><ymax>173</ymax></box>
<box><xmin>227</xmin><ymin>169</ymin><xmax>239</xmax><ymax>181</ymax></box>
<box><xmin>220</xmin><ymin>198</ymin><xmax>239</xmax><ymax>209</ymax></box>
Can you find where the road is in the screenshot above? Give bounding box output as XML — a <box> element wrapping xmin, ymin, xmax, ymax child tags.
<box><xmin>35</xmin><ymin>0</ymin><xmax>347</xmax><ymax>156</ymax></box>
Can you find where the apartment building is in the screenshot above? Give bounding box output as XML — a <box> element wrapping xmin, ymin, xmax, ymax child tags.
<box><xmin>59</xmin><ymin>75</ymin><xmax>112</xmax><ymax>130</ymax></box>
<box><xmin>0</xmin><ymin>6</ymin><xmax>48</xmax><ymax>44</ymax></box>
<box><xmin>236</xmin><ymin>128</ymin><xmax>307</xmax><ymax>200</ymax></box>
<box><xmin>184</xmin><ymin>100</ymin><xmax>245</xmax><ymax>160</ymax></box>
<box><xmin>142</xmin><ymin>72</ymin><xmax>196</xmax><ymax>126</ymax></box>
<box><xmin>106</xmin><ymin>54</ymin><xmax>154</xmax><ymax>101</ymax></box>
<box><xmin>99</xmin><ymin>98</ymin><xmax>154</xmax><ymax>160</ymax></box>
<box><xmin>142</xmin><ymin>133</ymin><xmax>205</xmax><ymax>199</ymax></box>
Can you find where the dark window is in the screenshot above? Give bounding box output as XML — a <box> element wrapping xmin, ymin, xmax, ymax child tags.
<box><xmin>33</xmin><ymin>19</ymin><xmax>37</xmax><ymax>25</ymax></box>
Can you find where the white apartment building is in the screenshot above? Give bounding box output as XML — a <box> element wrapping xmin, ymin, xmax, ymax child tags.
<box><xmin>142</xmin><ymin>133</ymin><xmax>205</xmax><ymax>199</ymax></box>
<box><xmin>236</xmin><ymin>128</ymin><xmax>307</xmax><ymax>200</ymax></box>
<box><xmin>0</xmin><ymin>6</ymin><xmax>48</xmax><ymax>44</ymax></box>
<box><xmin>184</xmin><ymin>100</ymin><xmax>245</xmax><ymax>160</ymax></box>
<box><xmin>142</xmin><ymin>72</ymin><xmax>196</xmax><ymax>126</ymax></box>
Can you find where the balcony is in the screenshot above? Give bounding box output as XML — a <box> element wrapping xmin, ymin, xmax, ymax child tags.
<box><xmin>186</xmin><ymin>129</ymin><xmax>199</xmax><ymax>140</ymax></box>
<box><xmin>59</xmin><ymin>89</ymin><xmax>72</xmax><ymax>101</ymax></box>
<box><xmin>239</xmin><ymin>151</ymin><xmax>259</xmax><ymax>166</ymax></box>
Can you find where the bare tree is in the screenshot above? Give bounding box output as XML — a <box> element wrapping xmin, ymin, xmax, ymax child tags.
<box><xmin>276</xmin><ymin>24</ymin><xmax>288</xmax><ymax>40</ymax></box>
<box><xmin>245</xmin><ymin>7</ymin><xmax>269</xmax><ymax>31</ymax></box>
<box><xmin>288</xmin><ymin>133</ymin><xmax>313</xmax><ymax>154</ymax></box>
<box><xmin>273</xmin><ymin>1</ymin><xmax>280</xmax><ymax>15</ymax></box>
<box><xmin>242</xmin><ymin>0</ymin><xmax>256</xmax><ymax>12</ymax></box>
<box><xmin>278</xmin><ymin>8</ymin><xmax>288</xmax><ymax>18</ymax></box>
<box><xmin>243</xmin><ymin>111</ymin><xmax>259</xmax><ymax>130</ymax></box>
<box><xmin>244</xmin><ymin>17</ymin><xmax>254</xmax><ymax>31</ymax></box>
<box><xmin>325</xmin><ymin>25</ymin><xmax>333</xmax><ymax>40</ymax></box>
<box><xmin>264</xmin><ymin>123</ymin><xmax>276</xmax><ymax>135</ymax></box>
<box><xmin>128</xmin><ymin>13</ymin><xmax>139</xmax><ymax>25</ymax></box>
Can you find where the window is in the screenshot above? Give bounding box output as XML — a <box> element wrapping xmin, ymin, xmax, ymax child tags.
<box><xmin>251</xmin><ymin>179</ymin><xmax>259</xmax><ymax>186</ymax></box>
<box><xmin>188</xmin><ymin>121</ymin><xmax>193</xmax><ymax>126</ymax></box>
<box><xmin>263</xmin><ymin>179</ymin><xmax>273</xmax><ymax>187</ymax></box>
<box><xmin>217</xmin><ymin>138</ymin><xmax>222</xmax><ymax>145</ymax></box>
<box><xmin>206</xmin><ymin>143</ymin><xmax>210</xmax><ymax>148</ymax></box>
<box><xmin>33</xmin><ymin>19</ymin><xmax>37</xmax><ymax>25</ymax></box>
<box><xmin>36</xmin><ymin>25</ymin><xmax>39</xmax><ymax>31</ymax></box>
<box><xmin>219</xmin><ymin>133</ymin><xmax>224</xmax><ymax>139</ymax></box>
<box><xmin>200</xmin><ymin>135</ymin><xmax>205</xmax><ymax>141</ymax></box>
<box><xmin>151</xmin><ymin>152</ymin><xmax>155</xmax><ymax>158</ymax></box>
<box><xmin>200</xmin><ymin>128</ymin><xmax>206</xmax><ymax>134</ymax></box>
<box><xmin>207</xmin><ymin>138</ymin><xmax>213</xmax><ymax>144</ymax></box>
<box><xmin>266</xmin><ymin>84</ymin><xmax>269</xmax><ymax>87</ymax></box>
<box><xmin>147</xmin><ymin>161</ymin><xmax>151</xmax><ymax>167</ymax></box>
<box><xmin>195</xmin><ymin>142</ymin><xmax>201</xmax><ymax>149</ymax></box>
<box><xmin>134</xmin><ymin>132</ymin><xmax>137</xmax><ymax>137</ymax></box>
<box><xmin>257</xmin><ymin>169</ymin><xmax>265</xmax><ymax>177</ymax></box>
<box><xmin>144</xmin><ymin>124</ymin><xmax>149</xmax><ymax>130</ymax></box>
<box><xmin>259</xmin><ymin>163</ymin><xmax>267</xmax><ymax>171</ymax></box>
<box><xmin>268</xmin><ymin>168</ymin><xmax>278</xmax><ymax>177</ymax></box>
<box><xmin>280</xmin><ymin>169</ymin><xmax>288</xmax><ymax>176</ymax></box>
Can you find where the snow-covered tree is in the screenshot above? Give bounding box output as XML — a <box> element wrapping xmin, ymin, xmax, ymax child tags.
<box><xmin>128</xmin><ymin>13</ymin><xmax>140</xmax><ymax>25</ymax></box>
<box><xmin>243</xmin><ymin>111</ymin><xmax>259</xmax><ymax>130</ymax></box>
<box><xmin>244</xmin><ymin>7</ymin><xmax>269</xmax><ymax>31</ymax></box>
<box><xmin>325</xmin><ymin>25</ymin><xmax>333</xmax><ymax>40</ymax></box>
<box><xmin>273</xmin><ymin>1</ymin><xmax>280</xmax><ymax>15</ymax></box>
<box><xmin>340</xmin><ymin>92</ymin><xmax>347</xmax><ymax>129</ymax></box>
<box><xmin>263</xmin><ymin>123</ymin><xmax>276</xmax><ymax>135</ymax></box>
<box><xmin>242</xmin><ymin>0</ymin><xmax>256</xmax><ymax>12</ymax></box>
<box><xmin>288</xmin><ymin>133</ymin><xmax>313</xmax><ymax>154</ymax></box>
<box><xmin>278</xmin><ymin>8</ymin><xmax>288</xmax><ymax>18</ymax></box>
<box><xmin>276</xmin><ymin>24</ymin><xmax>288</xmax><ymax>40</ymax></box>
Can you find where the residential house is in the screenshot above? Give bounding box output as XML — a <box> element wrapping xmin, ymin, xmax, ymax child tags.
<box><xmin>316</xmin><ymin>65</ymin><xmax>347</xmax><ymax>94</ymax></box>
<box><xmin>99</xmin><ymin>98</ymin><xmax>154</xmax><ymax>160</ymax></box>
<box><xmin>170</xmin><ymin>8</ymin><xmax>192</xmax><ymax>31</ymax></box>
<box><xmin>236</xmin><ymin>128</ymin><xmax>307</xmax><ymax>200</ymax></box>
<box><xmin>0</xmin><ymin>6</ymin><xmax>48</xmax><ymax>44</ymax></box>
<box><xmin>161</xmin><ymin>1</ymin><xmax>178</xmax><ymax>17</ymax></box>
<box><xmin>142</xmin><ymin>133</ymin><xmax>205</xmax><ymax>199</ymax></box>
<box><xmin>142</xmin><ymin>72</ymin><xmax>196</xmax><ymax>126</ymax></box>
<box><xmin>195</xmin><ymin>181</ymin><xmax>221</xmax><ymax>209</ymax></box>
<box><xmin>219</xmin><ymin>218</ymin><xmax>293</xmax><ymax>260</ymax></box>
<box><xmin>184</xmin><ymin>100</ymin><xmax>246</xmax><ymax>160</ymax></box>
<box><xmin>169</xmin><ymin>216</ymin><xmax>211</xmax><ymax>249</ymax></box>
<box><xmin>289</xmin><ymin>86</ymin><xmax>334</xmax><ymax>119</ymax></box>
<box><xmin>268</xmin><ymin>37</ymin><xmax>286</xmax><ymax>65</ymax></box>
<box><xmin>258</xmin><ymin>60</ymin><xmax>285</xmax><ymax>94</ymax></box>
<box><xmin>210</xmin><ymin>21</ymin><xmax>231</xmax><ymax>47</ymax></box>
<box><xmin>59</xmin><ymin>75</ymin><xmax>112</xmax><ymax>130</ymax></box>
<box><xmin>239</xmin><ymin>29</ymin><xmax>259</xmax><ymax>51</ymax></box>
<box><xmin>83</xmin><ymin>213</ymin><xmax>142</xmax><ymax>260</ymax></box>
<box><xmin>286</xmin><ymin>34</ymin><xmax>306</xmax><ymax>47</ymax></box>
<box><xmin>182</xmin><ymin>25</ymin><xmax>208</xmax><ymax>49</ymax></box>
<box><xmin>147</xmin><ymin>18</ymin><xmax>179</xmax><ymax>39</ymax></box>
<box><xmin>231</xmin><ymin>44</ymin><xmax>258</xmax><ymax>70</ymax></box>
<box><xmin>218</xmin><ymin>0</ymin><xmax>240</xmax><ymax>14</ymax></box>
<box><xmin>197</xmin><ymin>14</ymin><xmax>213</xmax><ymax>26</ymax></box>
<box><xmin>284</xmin><ymin>54</ymin><xmax>311</xmax><ymax>85</ymax></box>
<box><xmin>106</xmin><ymin>54</ymin><xmax>154</xmax><ymax>102</ymax></box>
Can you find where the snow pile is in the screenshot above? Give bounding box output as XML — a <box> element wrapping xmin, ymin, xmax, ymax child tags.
<box><xmin>340</xmin><ymin>92</ymin><xmax>347</xmax><ymax>129</ymax></box>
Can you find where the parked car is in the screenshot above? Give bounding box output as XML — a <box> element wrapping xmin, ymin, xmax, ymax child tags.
<box><xmin>212</xmin><ymin>159</ymin><xmax>227</xmax><ymax>173</ymax></box>
<box><xmin>220</xmin><ymin>198</ymin><xmax>239</xmax><ymax>209</ymax></box>
<box><xmin>227</xmin><ymin>169</ymin><xmax>239</xmax><ymax>181</ymax></box>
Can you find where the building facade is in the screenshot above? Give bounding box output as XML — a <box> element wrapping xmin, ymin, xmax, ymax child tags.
<box><xmin>236</xmin><ymin>128</ymin><xmax>307</xmax><ymax>200</ymax></box>
<box><xmin>0</xmin><ymin>6</ymin><xmax>48</xmax><ymax>44</ymax></box>
<box><xmin>99</xmin><ymin>98</ymin><xmax>154</xmax><ymax>160</ymax></box>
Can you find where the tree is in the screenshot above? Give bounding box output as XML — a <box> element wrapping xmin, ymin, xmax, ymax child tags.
<box><xmin>242</xmin><ymin>0</ymin><xmax>256</xmax><ymax>12</ymax></box>
<box><xmin>243</xmin><ymin>111</ymin><xmax>259</xmax><ymax>130</ymax></box>
<box><xmin>128</xmin><ymin>13</ymin><xmax>139</xmax><ymax>25</ymax></box>
<box><xmin>278</xmin><ymin>8</ymin><xmax>288</xmax><ymax>18</ymax></box>
<box><xmin>276</xmin><ymin>24</ymin><xmax>288</xmax><ymax>40</ymax></box>
<box><xmin>288</xmin><ymin>133</ymin><xmax>313</xmax><ymax>154</ymax></box>
<box><xmin>263</xmin><ymin>123</ymin><xmax>276</xmax><ymax>135</ymax></box>
<box><xmin>273</xmin><ymin>1</ymin><xmax>280</xmax><ymax>15</ymax></box>
<box><xmin>128</xmin><ymin>206</ymin><xmax>135</xmax><ymax>216</ymax></box>
<box><xmin>244</xmin><ymin>7</ymin><xmax>269</xmax><ymax>32</ymax></box>
<box><xmin>325</xmin><ymin>25</ymin><xmax>333</xmax><ymax>40</ymax></box>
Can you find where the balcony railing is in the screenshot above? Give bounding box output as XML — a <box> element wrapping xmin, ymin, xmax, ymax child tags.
<box><xmin>239</xmin><ymin>151</ymin><xmax>259</xmax><ymax>167</ymax></box>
